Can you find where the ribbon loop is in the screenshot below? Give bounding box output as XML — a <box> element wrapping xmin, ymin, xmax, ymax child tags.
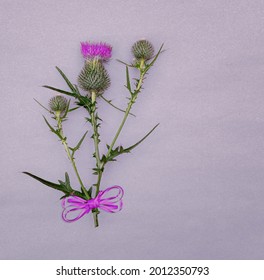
<box><xmin>62</xmin><ymin>186</ymin><xmax>124</xmax><ymax>222</ymax></box>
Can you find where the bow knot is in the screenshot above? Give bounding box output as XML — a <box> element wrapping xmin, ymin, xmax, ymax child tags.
<box><xmin>87</xmin><ymin>197</ymin><xmax>100</xmax><ymax>209</ymax></box>
<box><xmin>62</xmin><ymin>186</ymin><xmax>124</xmax><ymax>222</ymax></box>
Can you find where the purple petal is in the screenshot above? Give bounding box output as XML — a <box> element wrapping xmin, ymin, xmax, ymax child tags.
<box><xmin>80</xmin><ymin>42</ymin><xmax>112</xmax><ymax>60</ymax></box>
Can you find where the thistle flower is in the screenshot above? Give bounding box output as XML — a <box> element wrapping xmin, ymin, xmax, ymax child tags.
<box><xmin>81</xmin><ymin>42</ymin><xmax>112</xmax><ymax>61</ymax></box>
<box><xmin>49</xmin><ymin>95</ymin><xmax>68</xmax><ymax>113</ymax></box>
<box><xmin>78</xmin><ymin>60</ymin><xmax>110</xmax><ymax>95</ymax></box>
<box><xmin>132</xmin><ymin>39</ymin><xmax>154</xmax><ymax>61</ymax></box>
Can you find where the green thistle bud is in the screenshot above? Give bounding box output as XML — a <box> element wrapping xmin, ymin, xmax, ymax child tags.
<box><xmin>132</xmin><ymin>40</ymin><xmax>154</xmax><ymax>61</ymax></box>
<box><xmin>78</xmin><ymin>59</ymin><xmax>110</xmax><ymax>95</ymax></box>
<box><xmin>49</xmin><ymin>95</ymin><xmax>68</xmax><ymax>114</ymax></box>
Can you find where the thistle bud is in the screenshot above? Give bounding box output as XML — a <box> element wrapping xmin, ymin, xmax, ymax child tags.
<box><xmin>49</xmin><ymin>95</ymin><xmax>68</xmax><ymax>114</ymax></box>
<box><xmin>132</xmin><ymin>40</ymin><xmax>154</xmax><ymax>61</ymax></box>
<box><xmin>78</xmin><ymin>59</ymin><xmax>110</xmax><ymax>95</ymax></box>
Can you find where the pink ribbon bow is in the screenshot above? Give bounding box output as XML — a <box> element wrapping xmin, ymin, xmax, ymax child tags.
<box><xmin>61</xmin><ymin>186</ymin><xmax>124</xmax><ymax>222</ymax></box>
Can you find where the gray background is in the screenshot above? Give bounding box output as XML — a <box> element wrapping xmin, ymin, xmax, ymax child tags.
<box><xmin>1</xmin><ymin>0</ymin><xmax>264</xmax><ymax>259</ymax></box>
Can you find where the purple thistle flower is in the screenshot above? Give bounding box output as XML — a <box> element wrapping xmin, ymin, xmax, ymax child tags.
<box><xmin>81</xmin><ymin>42</ymin><xmax>112</xmax><ymax>61</ymax></box>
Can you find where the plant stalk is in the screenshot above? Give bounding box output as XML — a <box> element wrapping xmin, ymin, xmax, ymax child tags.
<box><xmin>91</xmin><ymin>91</ymin><xmax>103</xmax><ymax>193</ymax></box>
<box><xmin>90</xmin><ymin>91</ymin><xmax>102</xmax><ymax>227</ymax></box>
<box><xmin>105</xmin><ymin>69</ymin><xmax>145</xmax><ymax>160</ymax></box>
<box><xmin>56</xmin><ymin>113</ymin><xmax>90</xmax><ymax>199</ymax></box>
<box><xmin>92</xmin><ymin>209</ymin><xmax>99</xmax><ymax>227</ymax></box>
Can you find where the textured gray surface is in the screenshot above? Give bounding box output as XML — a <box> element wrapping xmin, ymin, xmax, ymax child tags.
<box><xmin>1</xmin><ymin>0</ymin><xmax>264</xmax><ymax>259</ymax></box>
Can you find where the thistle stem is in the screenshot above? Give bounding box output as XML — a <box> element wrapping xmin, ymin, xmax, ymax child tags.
<box><xmin>92</xmin><ymin>209</ymin><xmax>99</xmax><ymax>227</ymax></box>
<box><xmin>105</xmin><ymin>70</ymin><xmax>145</xmax><ymax>160</ymax></box>
<box><xmin>91</xmin><ymin>91</ymin><xmax>102</xmax><ymax>193</ymax></box>
<box><xmin>91</xmin><ymin>91</ymin><xmax>102</xmax><ymax>227</ymax></box>
<box><xmin>56</xmin><ymin>114</ymin><xmax>90</xmax><ymax>199</ymax></box>
<box><xmin>105</xmin><ymin>96</ymin><xmax>136</xmax><ymax>159</ymax></box>
<box><xmin>91</xmin><ymin>92</ymin><xmax>100</xmax><ymax>166</ymax></box>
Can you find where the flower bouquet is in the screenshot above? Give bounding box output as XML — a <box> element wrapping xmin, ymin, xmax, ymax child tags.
<box><xmin>24</xmin><ymin>39</ymin><xmax>163</xmax><ymax>227</ymax></box>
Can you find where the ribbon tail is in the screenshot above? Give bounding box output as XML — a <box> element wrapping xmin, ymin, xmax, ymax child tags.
<box><xmin>62</xmin><ymin>207</ymin><xmax>90</xmax><ymax>223</ymax></box>
<box><xmin>61</xmin><ymin>196</ymin><xmax>92</xmax><ymax>223</ymax></box>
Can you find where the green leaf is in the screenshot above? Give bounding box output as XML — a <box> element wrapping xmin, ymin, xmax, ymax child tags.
<box><xmin>63</xmin><ymin>172</ymin><xmax>72</xmax><ymax>192</ymax></box>
<box><xmin>116</xmin><ymin>59</ymin><xmax>134</xmax><ymax>67</ymax></box>
<box><xmin>33</xmin><ymin>98</ymin><xmax>51</xmax><ymax>113</ymax></box>
<box><xmin>100</xmin><ymin>96</ymin><xmax>135</xmax><ymax>117</ymax></box>
<box><xmin>77</xmin><ymin>95</ymin><xmax>92</xmax><ymax>111</ymax></box>
<box><xmin>126</xmin><ymin>66</ymin><xmax>132</xmax><ymax>92</ymax></box>
<box><xmin>60</xmin><ymin>99</ymin><xmax>71</xmax><ymax>119</ymax></box>
<box><xmin>42</xmin><ymin>85</ymin><xmax>73</xmax><ymax>97</ymax></box>
<box><xmin>68</xmin><ymin>106</ymin><xmax>79</xmax><ymax>112</ymax></box>
<box><xmin>43</xmin><ymin>85</ymin><xmax>76</xmax><ymax>97</ymax></box>
<box><xmin>74</xmin><ymin>85</ymin><xmax>81</xmax><ymax>94</ymax></box>
<box><xmin>23</xmin><ymin>171</ymin><xmax>87</xmax><ymax>199</ymax></box>
<box><xmin>105</xmin><ymin>123</ymin><xmax>160</xmax><ymax>162</ymax></box>
<box><xmin>92</xmin><ymin>167</ymin><xmax>102</xmax><ymax>175</ymax></box>
<box><xmin>87</xmin><ymin>186</ymin><xmax>93</xmax><ymax>197</ymax></box>
<box><xmin>42</xmin><ymin>116</ymin><xmax>57</xmax><ymax>134</ymax></box>
<box><xmin>23</xmin><ymin>172</ymin><xmax>67</xmax><ymax>193</ymax></box>
<box><xmin>145</xmin><ymin>43</ymin><xmax>164</xmax><ymax>71</ymax></box>
<box><xmin>55</xmin><ymin>66</ymin><xmax>76</xmax><ymax>92</ymax></box>
<box><xmin>72</xmin><ymin>131</ymin><xmax>88</xmax><ymax>154</ymax></box>
<box><xmin>42</xmin><ymin>116</ymin><xmax>65</xmax><ymax>140</ymax></box>
<box><xmin>125</xmin><ymin>123</ymin><xmax>159</xmax><ymax>151</ymax></box>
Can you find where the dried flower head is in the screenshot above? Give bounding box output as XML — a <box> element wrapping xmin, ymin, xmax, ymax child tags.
<box><xmin>132</xmin><ymin>39</ymin><xmax>154</xmax><ymax>61</ymax></box>
<box><xmin>78</xmin><ymin>60</ymin><xmax>110</xmax><ymax>95</ymax></box>
<box><xmin>81</xmin><ymin>42</ymin><xmax>112</xmax><ymax>61</ymax></box>
<box><xmin>49</xmin><ymin>95</ymin><xmax>68</xmax><ymax>113</ymax></box>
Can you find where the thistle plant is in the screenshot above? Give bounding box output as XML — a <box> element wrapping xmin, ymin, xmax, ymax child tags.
<box><xmin>24</xmin><ymin>40</ymin><xmax>163</xmax><ymax>227</ymax></box>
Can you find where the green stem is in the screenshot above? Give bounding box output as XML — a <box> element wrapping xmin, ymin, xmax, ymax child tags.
<box><xmin>105</xmin><ymin>69</ymin><xmax>145</xmax><ymax>160</ymax></box>
<box><xmin>92</xmin><ymin>209</ymin><xmax>99</xmax><ymax>228</ymax></box>
<box><xmin>91</xmin><ymin>91</ymin><xmax>102</xmax><ymax>195</ymax></box>
<box><xmin>105</xmin><ymin>96</ymin><xmax>136</xmax><ymax>159</ymax></box>
<box><xmin>90</xmin><ymin>91</ymin><xmax>102</xmax><ymax>227</ymax></box>
<box><xmin>91</xmin><ymin>92</ymin><xmax>101</xmax><ymax>166</ymax></box>
<box><xmin>56</xmin><ymin>113</ymin><xmax>90</xmax><ymax>199</ymax></box>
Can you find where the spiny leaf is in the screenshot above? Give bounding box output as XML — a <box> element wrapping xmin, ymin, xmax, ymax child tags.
<box><xmin>85</xmin><ymin>117</ymin><xmax>92</xmax><ymax>123</ymax></box>
<box><xmin>95</xmin><ymin>114</ymin><xmax>103</xmax><ymax>122</ymax></box>
<box><xmin>59</xmin><ymin>189</ymin><xmax>85</xmax><ymax>199</ymax></box>
<box><xmin>64</xmin><ymin>172</ymin><xmax>72</xmax><ymax>191</ymax></box>
<box><xmin>72</xmin><ymin>131</ymin><xmax>88</xmax><ymax>153</ymax></box>
<box><xmin>124</xmin><ymin>123</ymin><xmax>160</xmax><ymax>152</ymax></box>
<box><xmin>43</xmin><ymin>85</ymin><xmax>75</xmax><ymax>97</ymax></box>
<box><xmin>42</xmin><ymin>116</ymin><xmax>65</xmax><ymax>140</ymax></box>
<box><xmin>126</xmin><ymin>66</ymin><xmax>132</xmax><ymax>92</ymax></box>
<box><xmin>23</xmin><ymin>172</ymin><xmax>66</xmax><ymax>193</ymax></box>
<box><xmin>87</xmin><ymin>186</ymin><xmax>93</xmax><ymax>197</ymax></box>
<box><xmin>24</xmin><ymin>171</ymin><xmax>86</xmax><ymax>199</ymax></box>
<box><xmin>116</xmin><ymin>59</ymin><xmax>134</xmax><ymax>67</ymax></box>
<box><xmin>145</xmin><ymin>43</ymin><xmax>164</xmax><ymax>71</ymax></box>
<box><xmin>105</xmin><ymin>123</ymin><xmax>160</xmax><ymax>162</ymax></box>
<box><xmin>55</xmin><ymin>66</ymin><xmax>76</xmax><ymax>92</ymax></box>
<box><xmin>101</xmin><ymin>154</ymin><xmax>107</xmax><ymax>163</ymax></box>
<box><xmin>34</xmin><ymin>98</ymin><xmax>51</xmax><ymax>113</ymax></box>
<box><xmin>92</xmin><ymin>167</ymin><xmax>100</xmax><ymax>175</ymax></box>
<box><xmin>77</xmin><ymin>95</ymin><xmax>92</xmax><ymax>110</ymax></box>
<box><xmin>60</xmin><ymin>99</ymin><xmax>71</xmax><ymax>119</ymax></box>
<box><xmin>68</xmin><ymin>106</ymin><xmax>79</xmax><ymax>112</ymax></box>
<box><xmin>43</xmin><ymin>116</ymin><xmax>57</xmax><ymax>134</ymax></box>
<box><xmin>74</xmin><ymin>85</ymin><xmax>81</xmax><ymax>94</ymax></box>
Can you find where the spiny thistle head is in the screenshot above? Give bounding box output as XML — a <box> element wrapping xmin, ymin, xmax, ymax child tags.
<box><xmin>49</xmin><ymin>95</ymin><xmax>68</xmax><ymax>114</ymax></box>
<box><xmin>132</xmin><ymin>39</ymin><xmax>154</xmax><ymax>61</ymax></box>
<box><xmin>81</xmin><ymin>42</ymin><xmax>112</xmax><ymax>61</ymax></box>
<box><xmin>78</xmin><ymin>59</ymin><xmax>110</xmax><ymax>95</ymax></box>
